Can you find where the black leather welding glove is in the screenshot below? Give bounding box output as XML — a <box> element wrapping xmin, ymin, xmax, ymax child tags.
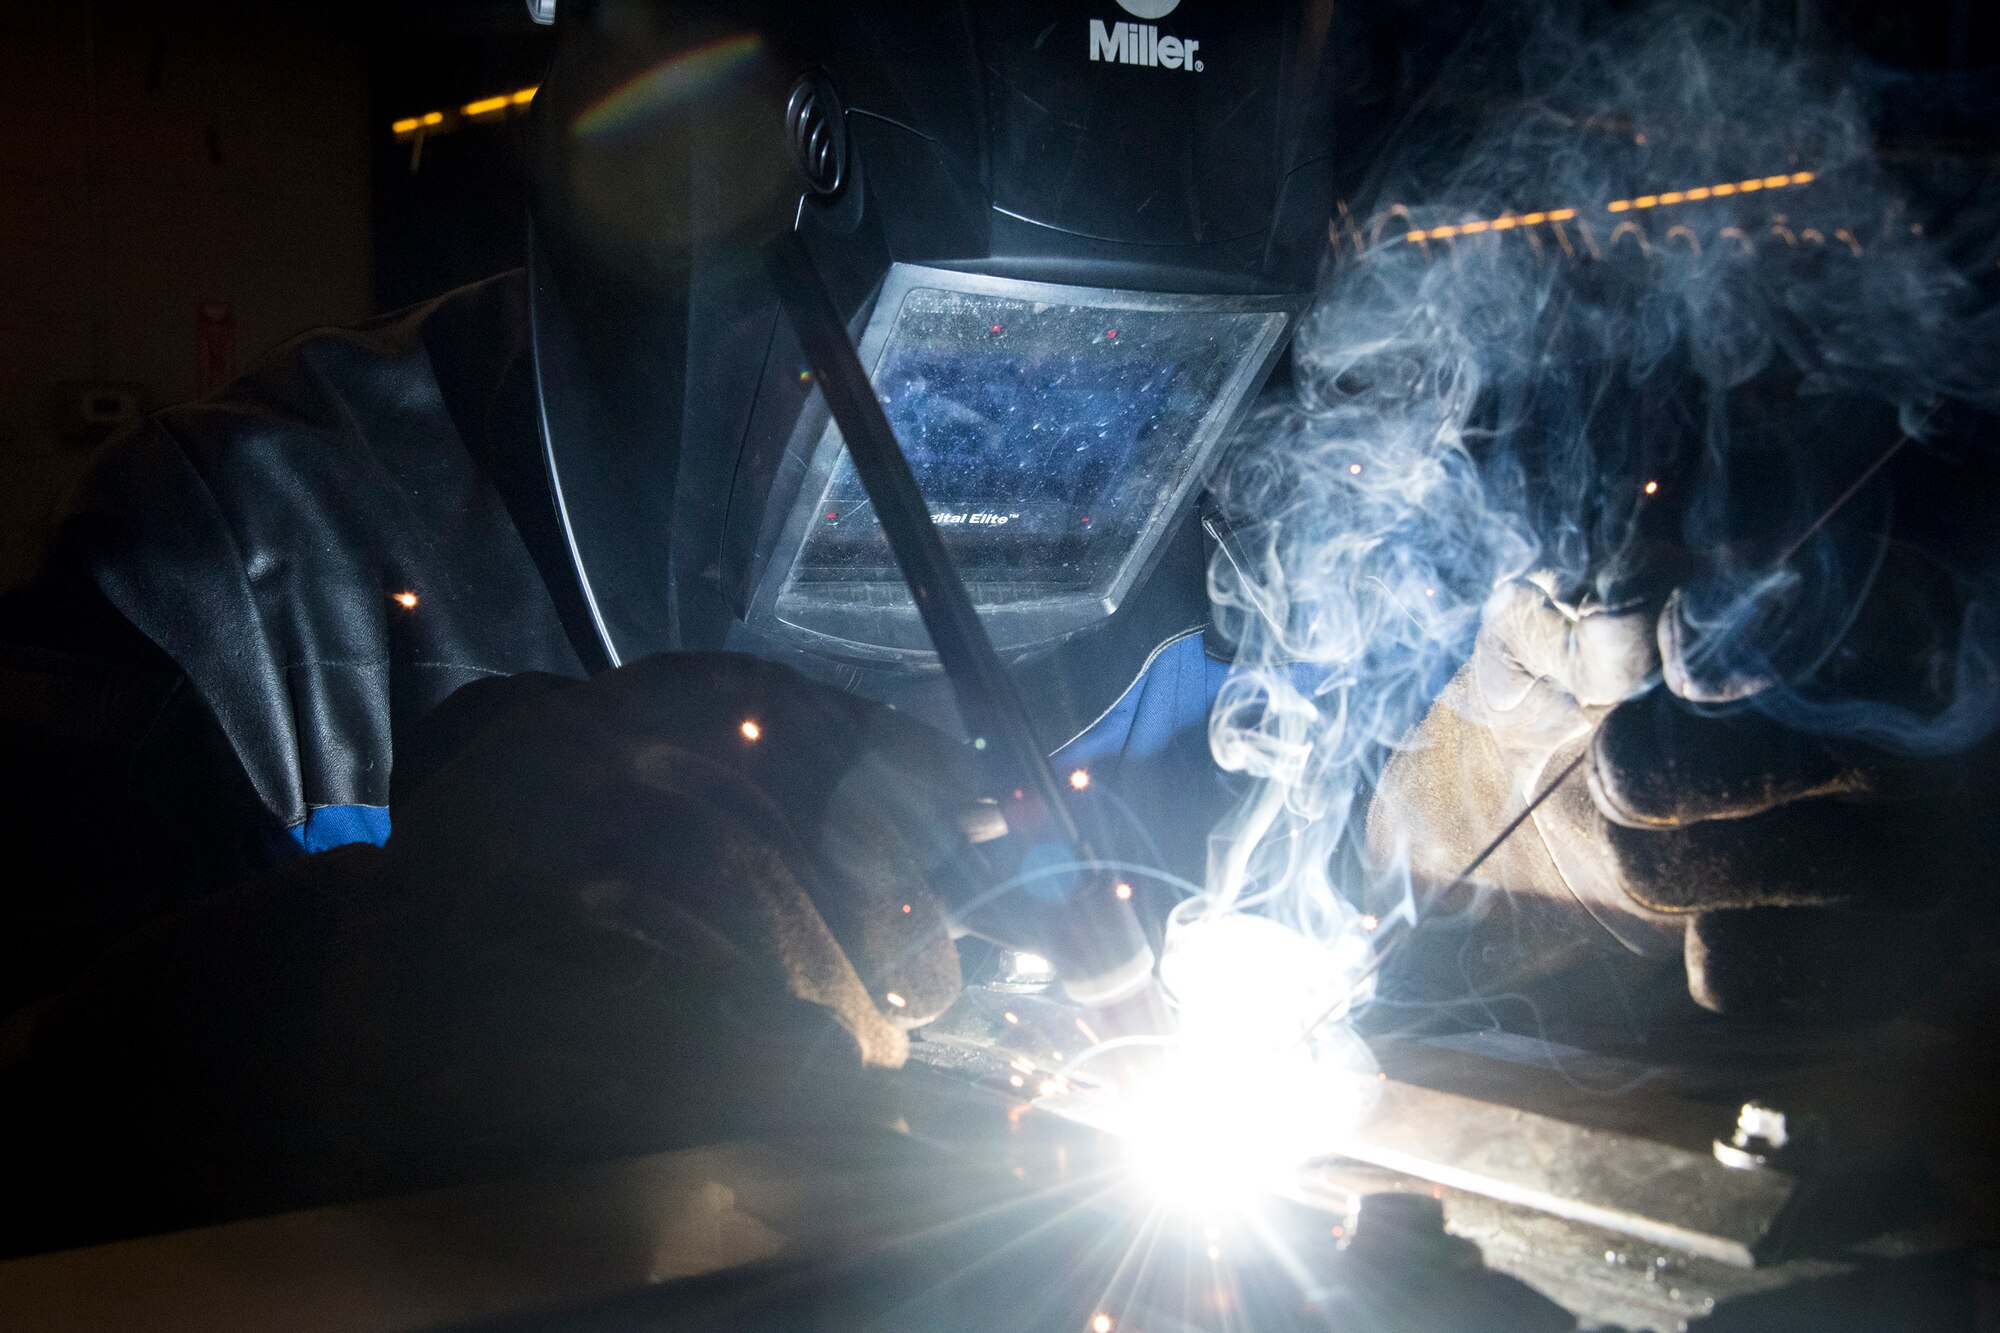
<box><xmin>0</xmin><ymin>653</ymin><xmax>982</xmax><ymax>1251</ymax></box>
<box><xmin>1568</xmin><ymin>679</ymin><xmax>1996</xmax><ymax>1021</ymax></box>
<box><xmin>1566</xmin><ymin>541</ymin><xmax>2000</xmax><ymax>1019</ymax></box>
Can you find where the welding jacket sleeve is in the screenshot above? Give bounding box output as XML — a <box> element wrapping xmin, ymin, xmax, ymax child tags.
<box><xmin>0</xmin><ymin>652</ymin><xmax>977</xmax><ymax>1255</ymax></box>
<box><xmin>0</xmin><ymin>272</ymin><xmax>602</xmax><ymax>1012</ymax></box>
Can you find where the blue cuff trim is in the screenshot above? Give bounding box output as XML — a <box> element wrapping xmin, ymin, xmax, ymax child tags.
<box><xmin>287</xmin><ymin>804</ymin><xmax>391</xmax><ymax>854</ymax></box>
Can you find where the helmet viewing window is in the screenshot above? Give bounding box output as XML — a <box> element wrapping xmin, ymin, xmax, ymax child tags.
<box><xmin>751</xmin><ymin>264</ymin><xmax>1291</xmax><ymax>659</ymax></box>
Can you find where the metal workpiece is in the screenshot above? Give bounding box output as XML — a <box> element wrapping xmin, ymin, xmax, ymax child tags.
<box><xmin>1</xmin><ymin>1011</ymin><xmax>1959</xmax><ymax>1333</ymax></box>
<box><xmin>917</xmin><ymin>981</ymin><xmax>1968</xmax><ymax>1286</ymax></box>
<box><xmin>0</xmin><ymin>1066</ymin><xmax>1570</xmax><ymax>1333</ymax></box>
<box><xmin>1442</xmin><ymin>1190</ymin><xmax>1969</xmax><ymax>1333</ymax></box>
<box><xmin>919</xmin><ymin>986</ymin><xmax>1797</xmax><ymax>1267</ymax></box>
<box><xmin>1321</xmin><ymin>1071</ymin><xmax>1798</xmax><ymax>1267</ymax></box>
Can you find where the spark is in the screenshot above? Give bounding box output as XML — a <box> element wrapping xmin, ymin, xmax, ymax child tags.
<box><xmin>885</xmin><ymin>991</ymin><xmax>907</xmax><ymax>1009</ymax></box>
<box><xmin>739</xmin><ymin>719</ymin><xmax>762</xmax><ymax>741</ymax></box>
<box><xmin>1644</xmin><ymin>479</ymin><xmax>1660</xmax><ymax>495</ymax></box>
<box><xmin>1092</xmin><ymin>1316</ymin><xmax>1114</xmax><ymax>1333</ymax></box>
<box><xmin>1010</xmin><ymin>1074</ymin><xmax>1026</xmax><ymax>1088</ymax></box>
<box><xmin>391</xmin><ymin>591</ymin><xmax>419</xmax><ymax>609</ymax></box>
<box><xmin>1348</xmin><ymin>462</ymin><xmax>1363</xmax><ymax>475</ymax></box>
<box><xmin>1114</xmin><ymin>881</ymin><xmax>1134</xmax><ymax>900</ymax></box>
<box><xmin>901</xmin><ymin>903</ymin><xmax>912</xmax><ymax>914</ymax></box>
<box><xmin>1069</xmin><ymin>768</ymin><xmax>1091</xmax><ymax>791</ymax></box>
<box><xmin>1004</xmin><ymin>1011</ymin><xmax>1021</xmax><ymax>1024</ymax></box>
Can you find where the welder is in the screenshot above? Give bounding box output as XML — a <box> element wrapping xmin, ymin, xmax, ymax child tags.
<box><xmin>0</xmin><ymin>0</ymin><xmax>1387</xmax><ymax>1255</ymax></box>
<box><xmin>0</xmin><ymin>0</ymin><xmax>1991</xmax><ymax>1268</ymax></box>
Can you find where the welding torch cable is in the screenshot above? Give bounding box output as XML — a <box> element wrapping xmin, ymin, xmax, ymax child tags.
<box><xmin>763</xmin><ymin>236</ymin><xmax>1056</xmax><ymax>809</ymax></box>
<box><xmin>764</xmin><ymin>235</ymin><xmax>1154</xmax><ymax>1003</ymax></box>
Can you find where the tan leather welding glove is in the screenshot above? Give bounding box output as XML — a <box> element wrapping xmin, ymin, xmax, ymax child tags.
<box><xmin>1373</xmin><ymin>563</ymin><xmax>1993</xmax><ymax>1022</ymax></box>
<box><xmin>1368</xmin><ymin>575</ymin><xmax>1675</xmax><ymax>955</ymax></box>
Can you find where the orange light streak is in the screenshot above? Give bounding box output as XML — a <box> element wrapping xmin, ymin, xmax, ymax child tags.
<box><xmin>391</xmin><ymin>85</ymin><xmax>539</xmax><ymax>138</ymax></box>
<box><xmin>1403</xmin><ymin>170</ymin><xmax>1815</xmax><ymax>245</ymax></box>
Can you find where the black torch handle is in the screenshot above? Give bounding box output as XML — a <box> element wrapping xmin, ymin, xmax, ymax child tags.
<box><xmin>764</xmin><ymin>235</ymin><xmax>1154</xmax><ymax>1003</ymax></box>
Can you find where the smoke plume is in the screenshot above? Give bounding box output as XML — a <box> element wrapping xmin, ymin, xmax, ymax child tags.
<box><xmin>1202</xmin><ymin>1</ymin><xmax>2000</xmax><ymax>976</ymax></box>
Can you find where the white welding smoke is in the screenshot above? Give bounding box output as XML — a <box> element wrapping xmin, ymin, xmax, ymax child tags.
<box><xmin>1198</xmin><ymin>0</ymin><xmax>2000</xmax><ymax>988</ymax></box>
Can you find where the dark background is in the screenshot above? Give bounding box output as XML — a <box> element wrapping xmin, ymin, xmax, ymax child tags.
<box><xmin>0</xmin><ymin>0</ymin><xmax>1991</xmax><ymax>591</ymax></box>
<box><xmin>0</xmin><ymin>0</ymin><xmax>552</xmax><ymax>588</ymax></box>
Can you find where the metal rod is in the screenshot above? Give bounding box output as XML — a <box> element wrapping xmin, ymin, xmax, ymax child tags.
<box><xmin>1774</xmin><ymin>412</ymin><xmax>1925</xmax><ymax>565</ymax></box>
<box><xmin>1455</xmin><ymin>747</ymin><xmax>1590</xmax><ymax>885</ymax></box>
<box><xmin>1290</xmin><ymin>747</ymin><xmax>1589</xmax><ymax>1050</ymax></box>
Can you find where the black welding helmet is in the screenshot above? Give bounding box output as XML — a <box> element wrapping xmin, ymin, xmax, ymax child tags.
<box><xmin>526</xmin><ymin>0</ymin><xmax>1343</xmax><ymax>736</ymax></box>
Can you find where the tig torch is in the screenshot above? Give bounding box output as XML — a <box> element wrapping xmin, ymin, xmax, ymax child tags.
<box><xmin>766</xmin><ymin>235</ymin><xmax>1156</xmax><ymax>1007</ymax></box>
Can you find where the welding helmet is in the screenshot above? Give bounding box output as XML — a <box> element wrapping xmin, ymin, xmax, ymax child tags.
<box><xmin>526</xmin><ymin>0</ymin><xmax>1346</xmax><ymax>736</ymax></box>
